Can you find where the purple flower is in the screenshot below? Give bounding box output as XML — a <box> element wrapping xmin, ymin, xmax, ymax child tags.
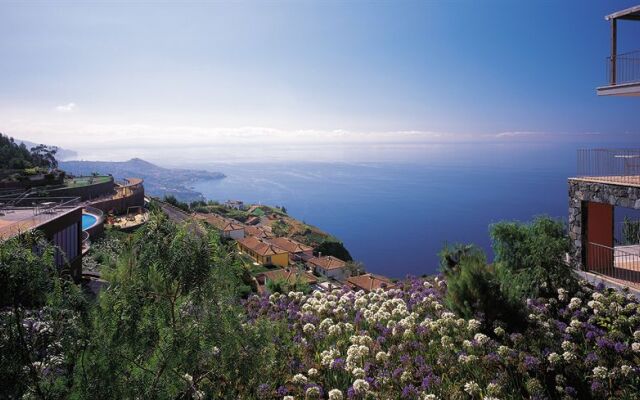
<box><xmin>401</xmin><ymin>384</ymin><xmax>418</xmax><ymax>398</ymax></box>
<box><xmin>523</xmin><ymin>355</ymin><xmax>540</xmax><ymax>371</ymax></box>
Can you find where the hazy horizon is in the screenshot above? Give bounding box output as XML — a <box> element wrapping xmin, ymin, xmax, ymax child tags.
<box><xmin>2</xmin><ymin>1</ymin><xmax>640</xmax><ymax>162</ymax></box>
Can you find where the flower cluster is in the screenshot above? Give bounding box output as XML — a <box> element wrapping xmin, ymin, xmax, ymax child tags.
<box><xmin>244</xmin><ymin>277</ymin><xmax>640</xmax><ymax>399</ymax></box>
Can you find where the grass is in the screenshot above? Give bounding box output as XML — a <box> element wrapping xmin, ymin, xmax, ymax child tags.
<box><xmin>65</xmin><ymin>176</ymin><xmax>111</xmax><ymax>188</ymax></box>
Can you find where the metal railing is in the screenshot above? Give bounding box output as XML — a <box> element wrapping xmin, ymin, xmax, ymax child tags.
<box><xmin>587</xmin><ymin>242</ymin><xmax>640</xmax><ymax>288</ymax></box>
<box><xmin>577</xmin><ymin>149</ymin><xmax>640</xmax><ymax>184</ymax></box>
<box><xmin>0</xmin><ymin>196</ymin><xmax>80</xmax><ymax>215</ymax></box>
<box><xmin>606</xmin><ymin>50</ymin><xmax>640</xmax><ymax>85</ymax></box>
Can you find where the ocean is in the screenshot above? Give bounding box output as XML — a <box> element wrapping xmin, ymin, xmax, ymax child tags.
<box><xmin>184</xmin><ymin>141</ymin><xmax>586</xmax><ymax>278</ymax></box>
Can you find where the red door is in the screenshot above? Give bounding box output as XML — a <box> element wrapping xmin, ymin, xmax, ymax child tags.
<box><xmin>585</xmin><ymin>202</ymin><xmax>613</xmax><ymax>273</ymax></box>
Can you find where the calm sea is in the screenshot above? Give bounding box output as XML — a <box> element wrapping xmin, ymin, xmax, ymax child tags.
<box><xmin>186</xmin><ymin>141</ymin><xmax>591</xmax><ymax>278</ymax></box>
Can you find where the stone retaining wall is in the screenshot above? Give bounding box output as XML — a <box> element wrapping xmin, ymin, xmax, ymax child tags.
<box><xmin>568</xmin><ymin>178</ymin><xmax>640</xmax><ymax>267</ymax></box>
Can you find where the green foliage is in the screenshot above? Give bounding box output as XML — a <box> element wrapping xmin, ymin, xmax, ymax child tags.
<box><xmin>265</xmin><ymin>276</ymin><xmax>311</xmax><ymax>295</ymax></box>
<box><xmin>0</xmin><ymin>233</ymin><xmax>87</xmax><ymax>399</ymax></box>
<box><xmin>164</xmin><ymin>195</ymin><xmax>190</xmax><ymax>212</ymax></box>
<box><xmin>490</xmin><ymin>216</ymin><xmax>577</xmax><ymax>300</ymax></box>
<box><xmin>271</xmin><ymin>219</ymin><xmax>290</xmax><ymax>237</ymax></box>
<box><xmin>71</xmin><ymin>212</ymin><xmax>286</xmax><ymax>398</ymax></box>
<box><xmin>0</xmin><ymin>133</ymin><xmax>58</xmax><ymax>171</ymax></box>
<box><xmin>621</xmin><ymin>217</ymin><xmax>640</xmax><ymax>245</ymax></box>
<box><xmin>440</xmin><ymin>244</ymin><xmax>525</xmax><ymax>332</ymax></box>
<box><xmin>314</xmin><ymin>240</ymin><xmax>353</xmax><ymax>261</ymax></box>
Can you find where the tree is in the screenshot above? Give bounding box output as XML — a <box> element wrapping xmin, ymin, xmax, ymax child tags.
<box><xmin>490</xmin><ymin>216</ymin><xmax>577</xmax><ymax>300</ymax></box>
<box><xmin>30</xmin><ymin>144</ymin><xmax>59</xmax><ymax>169</ymax></box>
<box><xmin>314</xmin><ymin>240</ymin><xmax>353</xmax><ymax>261</ymax></box>
<box><xmin>440</xmin><ymin>243</ymin><xmax>525</xmax><ymax>332</ymax></box>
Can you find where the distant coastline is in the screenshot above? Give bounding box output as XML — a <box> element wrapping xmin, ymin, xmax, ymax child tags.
<box><xmin>60</xmin><ymin>158</ymin><xmax>225</xmax><ymax>202</ymax></box>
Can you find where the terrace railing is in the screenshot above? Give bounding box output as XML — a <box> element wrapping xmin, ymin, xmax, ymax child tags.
<box><xmin>0</xmin><ymin>196</ymin><xmax>80</xmax><ymax>216</ymax></box>
<box><xmin>577</xmin><ymin>149</ymin><xmax>640</xmax><ymax>184</ymax></box>
<box><xmin>587</xmin><ymin>242</ymin><xmax>640</xmax><ymax>288</ymax></box>
<box><xmin>606</xmin><ymin>50</ymin><xmax>640</xmax><ymax>86</ymax></box>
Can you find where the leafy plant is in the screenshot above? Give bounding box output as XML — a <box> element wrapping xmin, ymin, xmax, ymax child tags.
<box><xmin>490</xmin><ymin>216</ymin><xmax>577</xmax><ymax>300</ymax></box>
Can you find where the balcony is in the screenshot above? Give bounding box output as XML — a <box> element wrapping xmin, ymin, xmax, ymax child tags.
<box><xmin>575</xmin><ymin>148</ymin><xmax>640</xmax><ymax>186</ymax></box>
<box><xmin>596</xmin><ymin>5</ymin><xmax>640</xmax><ymax>96</ymax></box>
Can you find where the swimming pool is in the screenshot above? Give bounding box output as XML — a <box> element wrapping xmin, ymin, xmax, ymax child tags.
<box><xmin>82</xmin><ymin>213</ymin><xmax>98</xmax><ymax>230</ymax></box>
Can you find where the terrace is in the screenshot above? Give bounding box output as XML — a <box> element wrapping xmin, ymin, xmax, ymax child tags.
<box><xmin>0</xmin><ymin>195</ymin><xmax>81</xmax><ymax>240</ymax></box>
<box><xmin>569</xmin><ymin>149</ymin><xmax>640</xmax><ymax>289</ymax></box>
<box><xmin>597</xmin><ymin>5</ymin><xmax>640</xmax><ymax>96</ymax></box>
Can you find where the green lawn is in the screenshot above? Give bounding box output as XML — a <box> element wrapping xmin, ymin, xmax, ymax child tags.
<box><xmin>64</xmin><ymin>176</ymin><xmax>111</xmax><ymax>188</ymax></box>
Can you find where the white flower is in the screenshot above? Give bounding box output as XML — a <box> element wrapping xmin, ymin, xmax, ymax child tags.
<box><xmin>494</xmin><ymin>326</ymin><xmax>505</xmax><ymax>337</ymax></box>
<box><xmin>562</xmin><ymin>351</ymin><xmax>577</xmax><ymax>362</ymax></box>
<box><xmin>634</xmin><ymin>331</ymin><xmax>640</xmax><ymax>341</ymax></box>
<box><xmin>632</xmin><ymin>342</ymin><xmax>640</xmax><ymax>353</ymax></box>
<box><xmin>193</xmin><ymin>390</ymin><xmax>204</xmax><ymax>400</ymax></box>
<box><xmin>421</xmin><ymin>394</ymin><xmax>437</xmax><ymax>400</ymax></box>
<box><xmin>352</xmin><ymin>379</ymin><xmax>369</xmax><ymax>394</ymax></box>
<box><xmin>283</xmin><ymin>396</ymin><xmax>294</xmax><ymax>400</ymax></box>
<box><xmin>593</xmin><ymin>366</ymin><xmax>608</xmax><ymax>380</ymax></box>
<box><xmin>183</xmin><ymin>373</ymin><xmax>193</xmax><ymax>385</ymax></box>
<box><xmin>464</xmin><ymin>381</ymin><xmax>480</xmax><ymax>395</ymax></box>
<box><xmin>328</xmin><ymin>389</ymin><xmax>343</xmax><ymax>400</ymax></box>
<box><xmin>305</xmin><ymin>386</ymin><xmax>321</xmax><ymax>399</ymax></box>
<box><xmin>303</xmin><ymin>323</ymin><xmax>316</xmax><ymax>335</ymax></box>
<box><xmin>474</xmin><ymin>333</ymin><xmax>489</xmax><ymax>345</ymax></box>
<box><xmin>352</xmin><ymin>367</ymin><xmax>365</xmax><ymax>378</ymax></box>
<box><xmin>308</xmin><ymin>368</ymin><xmax>318</xmax><ymax>377</ymax></box>
<box><xmin>292</xmin><ymin>373</ymin><xmax>308</xmax><ymax>384</ymax></box>
<box><xmin>467</xmin><ymin>319</ymin><xmax>481</xmax><ymax>331</ymax></box>
<box><xmin>621</xmin><ymin>365</ymin><xmax>632</xmax><ymax>376</ymax></box>
<box><xmin>375</xmin><ymin>351</ymin><xmax>388</xmax><ymax>363</ymax></box>
<box><xmin>547</xmin><ymin>352</ymin><xmax>561</xmax><ymax>364</ymax></box>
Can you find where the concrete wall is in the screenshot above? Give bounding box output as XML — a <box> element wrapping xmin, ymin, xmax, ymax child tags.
<box><xmin>89</xmin><ymin>183</ymin><xmax>145</xmax><ymax>215</ymax></box>
<box><xmin>568</xmin><ymin>178</ymin><xmax>640</xmax><ymax>268</ymax></box>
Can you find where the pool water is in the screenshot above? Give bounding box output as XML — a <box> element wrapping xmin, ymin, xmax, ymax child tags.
<box><xmin>82</xmin><ymin>214</ymin><xmax>98</xmax><ymax>230</ymax></box>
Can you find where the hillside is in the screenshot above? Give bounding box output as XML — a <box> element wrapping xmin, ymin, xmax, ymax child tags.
<box><xmin>60</xmin><ymin>158</ymin><xmax>225</xmax><ymax>201</ymax></box>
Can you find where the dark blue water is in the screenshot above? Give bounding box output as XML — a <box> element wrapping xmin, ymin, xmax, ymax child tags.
<box><xmin>187</xmin><ymin>142</ymin><xmax>590</xmax><ymax>278</ymax></box>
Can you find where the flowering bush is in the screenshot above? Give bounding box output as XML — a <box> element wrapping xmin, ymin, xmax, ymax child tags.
<box><xmin>245</xmin><ymin>278</ymin><xmax>640</xmax><ymax>399</ymax></box>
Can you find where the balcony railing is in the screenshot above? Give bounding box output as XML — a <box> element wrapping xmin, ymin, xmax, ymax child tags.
<box><xmin>606</xmin><ymin>50</ymin><xmax>640</xmax><ymax>86</ymax></box>
<box><xmin>576</xmin><ymin>149</ymin><xmax>640</xmax><ymax>185</ymax></box>
<box><xmin>587</xmin><ymin>242</ymin><xmax>640</xmax><ymax>288</ymax></box>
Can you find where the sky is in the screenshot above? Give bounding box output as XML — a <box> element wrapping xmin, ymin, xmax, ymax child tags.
<box><xmin>1</xmin><ymin>1</ymin><xmax>639</xmax><ymax>162</ymax></box>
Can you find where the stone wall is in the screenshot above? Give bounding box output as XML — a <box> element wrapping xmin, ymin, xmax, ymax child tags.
<box><xmin>568</xmin><ymin>178</ymin><xmax>640</xmax><ymax>267</ymax></box>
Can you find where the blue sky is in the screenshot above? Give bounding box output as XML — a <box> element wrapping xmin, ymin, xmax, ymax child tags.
<box><xmin>0</xmin><ymin>1</ymin><xmax>638</xmax><ymax>158</ymax></box>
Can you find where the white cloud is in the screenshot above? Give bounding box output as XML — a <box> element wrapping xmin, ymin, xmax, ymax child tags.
<box><xmin>55</xmin><ymin>102</ymin><xmax>77</xmax><ymax>112</ymax></box>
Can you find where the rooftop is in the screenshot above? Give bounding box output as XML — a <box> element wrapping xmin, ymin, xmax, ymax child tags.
<box><xmin>237</xmin><ymin>235</ymin><xmax>288</xmax><ymax>256</ymax></box>
<box><xmin>195</xmin><ymin>212</ymin><xmax>244</xmax><ymax>232</ymax></box>
<box><xmin>267</xmin><ymin>237</ymin><xmax>313</xmax><ymax>254</ymax></box>
<box><xmin>347</xmin><ymin>273</ymin><xmax>395</xmax><ymax>292</ymax></box>
<box><xmin>307</xmin><ymin>255</ymin><xmax>347</xmax><ymax>270</ymax></box>
<box><xmin>244</xmin><ymin>225</ymin><xmax>273</xmax><ymax>238</ymax></box>
<box><xmin>260</xmin><ymin>267</ymin><xmax>318</xmax><ymax>285</ymax></box>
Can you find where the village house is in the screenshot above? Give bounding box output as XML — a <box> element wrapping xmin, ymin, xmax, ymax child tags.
<box><xmin>256</xmin><ymin>267</ymin><xmax>318</xmax><ymax>294</ymax></box>
<box><xmin>307</xmin><ymin>255</ymin><xmax>349</xmax><ymax>281</ymax></box>
<box><xmin>267</xmin><ymin>237</ymin><xmax>314</xmax><ymax>262</ymax></box>
<box><xmin>224</xmin><ymin>200</ymin><xmax>244</xmax><ymax>210</ymax></box>
<box><xmin>195</xmin><ymin>213</ymin><xmax>245</xmax><ymax>240</ymax></box>
<box><xmin>346</xmin><ymin>273</ymin><xmax>395</xmax><ymax>293</ymax></box>
<box><xmin>236</xmin><ymin>235</ymin><xmax>289</xmax><ymax>267</ymax></box>
<box><xmin>243</xmin><ymin>224</ymin><xmax>273</xmax><ymax>239</ymax></box>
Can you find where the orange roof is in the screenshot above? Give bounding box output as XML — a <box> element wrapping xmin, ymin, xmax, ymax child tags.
<box><xmin>237</xmin><ymin>235</ymin><xmax>288</xmax><ymax>256</ymax></box>
<box><xmin>261</xmin><ymin>268</ymin><xmax>318</xmax><ymax>285</ymax></box>
<box><xmin>307</xmin><ymin>255</ymin><xmax>346</xmax><ymax>270</ymax></box>
<box><xmin>195</xmin><ymin>213</ymin><xmax>244</xmax><ymax>232</ymax></box>
<box><xmin>244</xmin><ymin>225</ymin><xmax>273</xmax><ymax>238</ymax></box>
<box><xmin>267</xmin><ymin>237</ymin><xmax>313</xmax><ymax>254</ymax></box>
<box><xmin>347</xmin><ymin>273</ymin><xmax>395</xmax><ymax>292</ymax></box>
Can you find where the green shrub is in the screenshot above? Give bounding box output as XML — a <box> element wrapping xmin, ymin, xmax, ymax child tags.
<box><xmin>440</xmin><ymin>244</ymin><xmax>525</xmax><ymax>332</ymax></box>
<box><xmin>490</xmin><ymin>216</ymin><xmax>577</xmax><ymax>300</ymax></box>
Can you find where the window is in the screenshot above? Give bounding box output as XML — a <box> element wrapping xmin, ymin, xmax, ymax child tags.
<box><xmin>266</xmin><ymin>256</ymin><xmax>272</xmax><ymax>264</ymax></box>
